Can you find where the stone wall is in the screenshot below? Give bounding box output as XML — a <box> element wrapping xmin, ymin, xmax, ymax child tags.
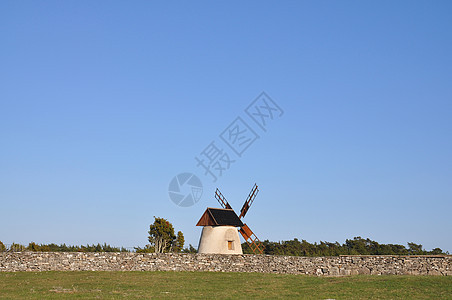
<box><xmin>0</xmin><ymin>252</ymin><xmax>450</xmax><ymax>276</ymax></box>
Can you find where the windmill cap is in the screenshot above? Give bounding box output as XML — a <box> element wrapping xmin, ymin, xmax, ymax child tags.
<box><xmin>196</xmin><ymin>207</ymin><xmax>244</xmax><ymax>227</ymax></box>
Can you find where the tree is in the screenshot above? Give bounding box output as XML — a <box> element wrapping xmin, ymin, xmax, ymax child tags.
<box><xmin>173</xmin><ymin>231</ymin><xmax>185</xmax><ymax>252</ymax></box>
<box><xmin>10</xmin><ymin>243</ymin><xmax>25</xmax><ymax>252</ymax></box>
<box><xmin>135</xmin><ymin>245</ymin><xmax>154</xmax><ymax>253</ymax></box>
<box><xmin>408</xmin><ymin>242</ymin><xmax>424</xmax><ymax>254</ymax></box>
<box><xmin>0</xmin><ymin>241</ymin><xmax>6</xmax><ymax>252</ymax></box>
<box><xmin>148</xmin><ymin>217</ymin><xmax>176</xmax><ymax>253</ymax></box>
<box><xmin>27</xmin><ymin>242</ymin><xmax>40</xmax><ymax>251</ymax></box>
<box><xmin>182</xmin><ymin>244</ymin><xmax>197</xmax><ymax>253</ymax></box>
<box><xmin>431</xmin><ymin>248</ymin><xmax>443</xmax><ymax>255</ymax></box>
<box><xmin>345</xmin><ymin>237</ymin><xmax>370</xmax><ymax>255</ymax></box>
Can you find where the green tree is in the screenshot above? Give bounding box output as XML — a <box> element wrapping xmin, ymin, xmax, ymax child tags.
<box><xmin>173</xmin><ymin>231</ymin><xmax>185</xmax><ymax>252</ymax></box>
<box><xmin>408</xmin><ymin>242</ymin><xmax>424</xmax><ymax>254</ymax></box>
<box><xmin>182</xmin><ymin>244</ymin><xmax>197</xmax><ymax>253</ymax></box>
<box><xmin>135</xmin><ymin>245</ymin><xmax>154</xmax><ymax>253</ymax></box>
<box><xmin>0</xmin><ymin>241</ymin><xmax>6</xmax><ymax>252</ymax></box>
<box><xmin>27</xmin><ymin>242</ymin><xmax>41</xmax><ymax>251</ymax></box>
<box><xmin>148</xmin><ymin>217</ymin><xmax>176</xmax><ymax>253</ymax></box>
<box><xmin>10</xmin><ymin>243</ymin><xmax>25</xmax><ymax>252</ymax></box>
<box><xmin>430</xmin><ymin>248</ymin><xmax>443</xmax><ymax>255</ymax></box>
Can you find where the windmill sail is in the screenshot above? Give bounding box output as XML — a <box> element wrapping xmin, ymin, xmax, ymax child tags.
<box><xmin>215</xmin><ymin>188</ymin><xmax>232</xmax><ymax>209</ymax></box>
<box><xmin>239</xmin><ymin>184</ymin><xmax>259</xmax><ymax>219</ymax></box>
<box><xmin>213</xmin><ymin>185</ymin><xmax>263</xmax><ymax>254</ymax></box>
<box><xmin>239</xmin><ymin>224</ymin><xmax>264</xmax><ymax>254</ymax></box>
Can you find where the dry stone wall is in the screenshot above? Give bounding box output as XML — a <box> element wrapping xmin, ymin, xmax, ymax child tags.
<box><xmin>0</xmin><ymin>252</ymin><xmax>450</xmax><ymax>276</ymax></box>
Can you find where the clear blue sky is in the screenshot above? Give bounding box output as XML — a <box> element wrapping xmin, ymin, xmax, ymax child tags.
<box><xmin>1</xmin><ymin>1</ymin><xmax>451</xmax><ymax>252</ymax></box>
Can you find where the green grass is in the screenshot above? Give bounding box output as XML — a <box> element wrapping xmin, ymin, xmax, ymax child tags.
<box><xmin>0</xmin><ymin>272</ymin><xmax>450</xmax><ymax>299</ymax></box>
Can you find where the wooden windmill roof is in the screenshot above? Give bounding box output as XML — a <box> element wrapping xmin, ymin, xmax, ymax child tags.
<box><xmin>196</xmin><ymin>208</ymin><xmax>244</xmax><ymax>227</ymax></box>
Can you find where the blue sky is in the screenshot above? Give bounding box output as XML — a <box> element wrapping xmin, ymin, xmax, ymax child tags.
<box><xmin>1</xmin><ymin>1</ymin><xmax>451</xmax><ymax>252</ymax></box>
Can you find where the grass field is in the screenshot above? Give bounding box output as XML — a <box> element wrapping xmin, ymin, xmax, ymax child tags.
<box><xmin>0</xmin><ymin>272</ymin><xmax>450</xmax><ymax>299</ymax></box>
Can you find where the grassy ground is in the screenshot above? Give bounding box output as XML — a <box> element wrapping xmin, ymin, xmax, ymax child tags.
<box><xmin>0</xmin><ymin>272</ymin><xmax>450</xmax><ymax>299</ymax></box>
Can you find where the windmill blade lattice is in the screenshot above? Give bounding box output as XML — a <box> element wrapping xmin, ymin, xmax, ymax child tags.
<box><xmin>239</xmin><ymin>183</ymin><xmax>259</xmax><ymax>219</ymax></box>
<box><xmin>215</xmin><ymin>188</ymin><xmax>232</xmax><ymax>210</ymax></box>
<box><xmin>239</xmin><ymin>224</ymin><xmax>264</xmax><ymax>254</ymax></box>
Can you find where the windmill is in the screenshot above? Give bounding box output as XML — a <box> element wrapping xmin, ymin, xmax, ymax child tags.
<box><xmin>196</xmin><ymin>184</ymin><xmax>264</xmax><ymax>254</ymax></box>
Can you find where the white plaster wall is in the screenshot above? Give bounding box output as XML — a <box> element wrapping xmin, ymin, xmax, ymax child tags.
<box><xmin>197</xmin><ymin>226</ymin><xmax>243</xmax><ymax>254</ymax></box>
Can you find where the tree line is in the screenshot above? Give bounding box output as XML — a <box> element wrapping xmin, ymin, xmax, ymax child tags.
<box><xmin>0</xmin><ymin>241</ymin><xmax>130</xmax><ymax>252</ymax></box>
<box><xmin>1</xmin><ymin>217</ymin><xmax>447</xmax><ymax>256</ymax></box>
<box><xmin>241</xmin><ymin>237</ymin><xmax>447</xmax><ymax>256</ymax></box>
<box><xmin>0</xmin><ymin>217</ymin><xmax>195</xmax><ymax>254</ymax></box>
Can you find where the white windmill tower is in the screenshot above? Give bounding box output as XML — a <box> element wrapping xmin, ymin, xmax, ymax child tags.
<box><xmin>196</xmin><ymin>184</ymin><xmax>264</xmax><ymax>254</ymax></box>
